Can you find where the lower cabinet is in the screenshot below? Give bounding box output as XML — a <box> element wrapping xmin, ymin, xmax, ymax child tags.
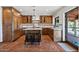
<box><xmin>54</xmin><ymin>30</ymin><xmax>62</xmax><ymax>42</ymax></box>
<box><xmin>49</xmin><ymin>29</ymin><xmax>54</xmax><ymax>41</ymax></box>
<box><xmin>42</xmin><ymin>28</ymin><xmax>54</xmax><ymax>41</ymax></box>
<box><xmin>13</xmin><ymin>29</ymin><xmax>24</xmax><ymax>41</ymax></box>
<box><xmin>25</xmin><ymin>30</ymin><xmax>41</xmax><ymax>44</ymax></box>
<box><xmin>42</xmin><ymin>28</ymin><xmax>49</xmax><ymax>35</ymax></box>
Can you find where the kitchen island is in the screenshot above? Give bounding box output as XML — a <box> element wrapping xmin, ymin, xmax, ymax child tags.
<box><xmin>20</xmin><ymin>24</ymin><xmax>53</xmax><ymax>45</ymax></box>
<box><xmin>23</xmin><ymin>28</ymin><xmax>42</xmax><ymax>45</ymax></box>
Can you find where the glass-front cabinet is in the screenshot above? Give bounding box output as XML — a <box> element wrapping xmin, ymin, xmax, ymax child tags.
<box><xmin>65</xmin><ymin>7</ymin><xmax>79</xmax><ymax>47</ymax></box>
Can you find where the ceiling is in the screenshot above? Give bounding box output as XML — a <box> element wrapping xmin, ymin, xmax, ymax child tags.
<box><xmin>14</xmin><ymin>6</ymin><xmax>64</xmax><ymax>15</ymax></box>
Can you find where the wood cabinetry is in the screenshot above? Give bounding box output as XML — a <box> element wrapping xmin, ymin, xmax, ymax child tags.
<box><xmin>3</xmin><ymin>7</ymin><xmax>12</xmax><ymax>42</ymax></box>
<box><xmin>25</xmin><ymin>30</ymin><xmax>41</xmax><ymax>44</ymax></box>
<box><xmin>21</xmin><ymin>16</ymin><xmax>32</xmax><ymax>24</ymax></box>
<box><xmin>28</xmin><ymin>16</ymin><xmax>32</xmax><ymax>23</ymax></box>
<box><xmin>14</xmin><ymin>29</ymin><xmax>24</xmax><ymax>41</ymax></box>
<box><xmin>42</xmin><ymin>28</ymin><xmax>54</xmax><ymax>41</ymax></box>
<box><xmin>13</xmin><ymin>8</ymin><xmax>24</xmax><ymax>41</ymax></box>
<box><xmin>49</xmin><ymin>28</ymin><xmax>54</xmax><ymax>41</ymax></box>
<box><xmin>40</xmin><ymin>16</ymin><xmax>53</xmax><ymax>24</ymax></box>
<box><xmin>12</xmin><ymin>8</ymin><xmax>22</xmax><ymax>30</ymax></box>
<box><xmin>2</xmin><ymin>7</ymin><xmax>23</xmax><ymax>42</ymax></box>
<box><xmin>42</xmin><ymin>28</ymin><xmax>49</xmax><ymax>35</ymax></box>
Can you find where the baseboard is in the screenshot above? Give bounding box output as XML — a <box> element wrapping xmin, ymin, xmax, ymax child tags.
<box><xmin>12</xmin><ymin>34</ymin><xmax>24</xmax><ymax>42</ymax></box>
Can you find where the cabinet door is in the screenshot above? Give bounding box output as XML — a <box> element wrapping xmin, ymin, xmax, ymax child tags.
<box><xmin>42</xmin><ymin>28</ymin><xmax>49</xmax><ymax>35</ymax></box>
<box><xmin>22</xmin><ymin>16</ymin><xmax>32</xmax><ymax>23</ymax></box>
<box><xmin>49</xmin><ymin>29</ymin><xmax>54</xmax><ymax>41</ymax></box>
<box><xmin>40</xmin><ymin>16</ymin><xmax>45</xmax><ymax>23</ymax></box>
<box><xmin>28</xmin><ymin>16</ymin><xmax>32</xmax><ymax>23</ymax></box>
<box><xmin>54</xmin><ymin>30</ymin><xmax>61</xmax><ymax>41</ymax></box>
<box><xmin>35</xmin><ymin>33</ymin><xmax>41</xmax><ymax>42</ymax></box>
<box><xmin>45</xmin><ymin>16</ymin><xmax>48</xmax><ymax>23</ymax></box>
<box><xmin>14</xmin><ymin>16</ymin><xmax>18</xmax><ymax>30</ymax></box>
<box><xmin>17</xmin><ymin>16</ymin><xmax>22</xmax><ymax>27</ymax></box>
<box><xmin>48</xmin><ymin>16</ymin><xmax>52</xmax><ymax>23</ymax></box>
<box><xmin>3</xmin><ymin>7</ymin><xmax>12</xmax><ymax>42</ymax></box>
<box><xmin>22</xmin><ymin>16</ymin><xmax>27</xmax><ymax>24</ymax></box>
<box><xmin>45</xmin><ymin>16</ymin><xmax>52</xmax><ymax>23</ymax></box>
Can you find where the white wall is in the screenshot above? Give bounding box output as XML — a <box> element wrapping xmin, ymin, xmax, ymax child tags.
<box><xmin>53</xmin><ymin>6</ymin><xmax>76</xmax><ymax>41</ymax></box>
<box><xmin>0</xmin><ymin>7</ymin><xmax>3</xmax><ymax>42</ymax></box>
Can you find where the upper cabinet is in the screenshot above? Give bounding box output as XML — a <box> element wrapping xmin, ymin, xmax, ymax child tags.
<box><xmin>21</xmin><ymin>16</ymin><xmax>32</xmax><ymax>24</ymax></box>
<box><xmin>40</xmin><ymin>16</ymin><xmax>53</xmax><ymax>24</ymax></box>
<box><xmin>12</xmin><ymin>8</ymin><xmax>22</xmax><ymax>30</ymax></box>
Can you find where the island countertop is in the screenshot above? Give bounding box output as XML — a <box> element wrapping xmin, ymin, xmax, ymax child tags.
<box><xmin>23</xmin><ymin>27</ymin><xmax>42</xmax><ymax>30</ymax></box>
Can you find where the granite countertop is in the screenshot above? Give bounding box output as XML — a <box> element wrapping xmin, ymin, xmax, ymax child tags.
<box><xmin>19</xmin><ymin>24</ymin><xmax>63</xmax><ymax>31</ymax></box>
<box><xmin>23</xmin><ymin>27</ymin><xmax>42</xmax><ymax>30</ymax></box>
<box><xmin>19</xmin><ymin>24</ymin><xmax>53</xmax><ymax>29</ymax></box>
<box><xmin>53</xmin><ymin>28</ymin><xmax>62</xmax><ymax>30</ymax></box>
<box><xmin>53</xmin><ymin>26</ymin><xmax>62</xmax><ymax>30</ymax></box>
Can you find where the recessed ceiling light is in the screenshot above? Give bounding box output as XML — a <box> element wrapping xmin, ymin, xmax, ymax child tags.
<box><xmin>19</xmin><ymin>9</ymin><xmax>23</xmax><ymax>12</ymax></box>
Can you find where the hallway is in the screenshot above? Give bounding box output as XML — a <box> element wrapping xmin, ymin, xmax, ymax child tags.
<box><xmin>0</xmin><ymin>35</ymin><xmax>64</xmax><ymax>52</ymax></box>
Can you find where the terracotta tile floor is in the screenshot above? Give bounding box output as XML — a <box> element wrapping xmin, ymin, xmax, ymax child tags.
<box><xmin>0</xmin><ymin>35</ymin><xmax>64</xmax><ymax>52</ymax></box>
